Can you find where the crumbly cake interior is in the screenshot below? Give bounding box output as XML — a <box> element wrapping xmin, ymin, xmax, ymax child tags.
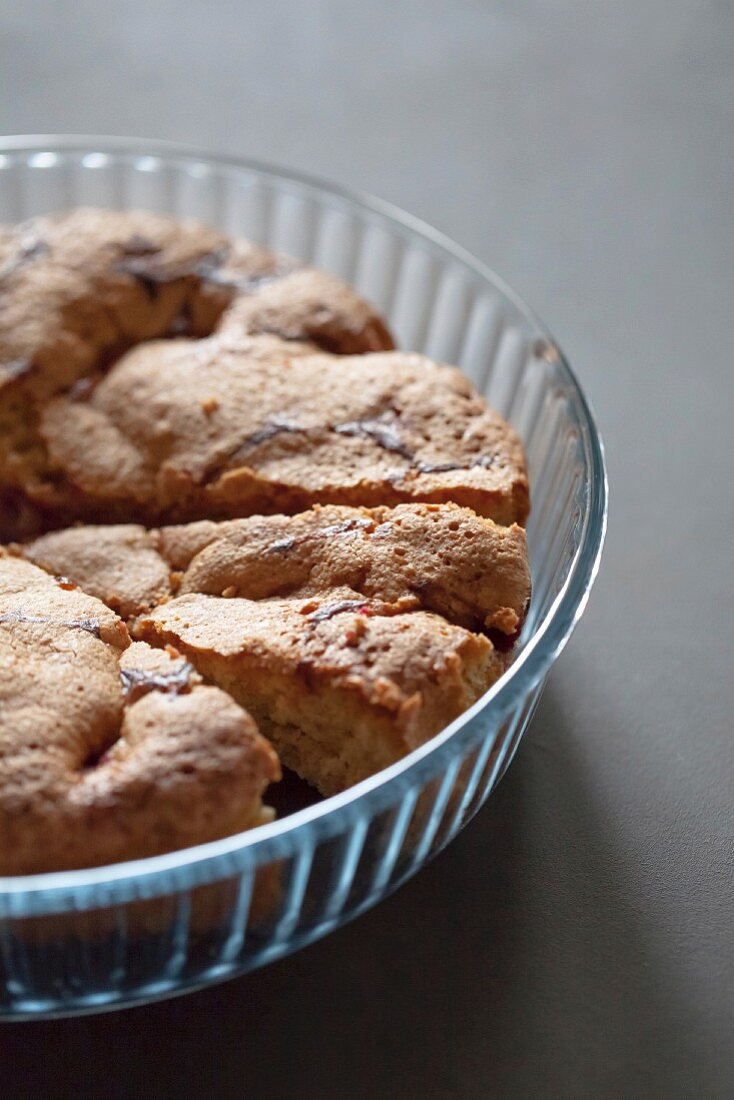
<box><xmin>137</xmin><ymin>590</ymin><xmax>505</xmax><ymax>797</ymax></box>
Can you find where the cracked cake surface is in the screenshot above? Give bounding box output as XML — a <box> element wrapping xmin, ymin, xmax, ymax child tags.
<box><xmin>17</xmin><ymin>502</ymin><xmax>529</xmax><ymax>796</ymax></box>
<box><xmin>0</xmin><ymin>555</ymin><xmax>279</xmax><ymax>874</ymax></box>
<box><xmin>0</xmin><ymin>207</ymin><xmax>393</xmax><ymax>537</ymax></box>
<box><xmin>21</xmin><ymin>502</ymin><xmax>530</xmax><ymax>636</ymax></box>
<box><xmin>35</xmin><ymin>337</ymin><xmax>528</xmax><ymax>527</ymax></box>
<box><xmin>0</xmin><ymin>206</ymin><xmax>532</xmax><ymax>869</ymax></box>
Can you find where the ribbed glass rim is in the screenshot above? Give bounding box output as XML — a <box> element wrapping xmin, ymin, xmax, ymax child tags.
<box><xmin>0</xmin><ymin>135</ymin><xmax>608</xmax><ymax>914</ymax></box>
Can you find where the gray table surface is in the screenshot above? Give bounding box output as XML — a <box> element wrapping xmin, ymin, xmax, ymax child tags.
<box><xmin>1</xmin><ymin>2</ymin><xmax>732</xmax><ymax>1096</ymax></box>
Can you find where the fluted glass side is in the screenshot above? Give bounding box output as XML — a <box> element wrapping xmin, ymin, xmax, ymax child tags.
<box><xmin>0</xmin><ymin>139</ymin><xmax>606</xmax><ymax>1017</ymax></box>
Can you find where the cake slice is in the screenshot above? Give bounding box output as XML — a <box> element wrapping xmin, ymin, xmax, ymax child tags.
<box><xmin>136</xmin><ymin>589</ymin><xmax>504</xmax><ymax>797</ymax></box>
<box><xmin>35</xmin><ymin>337</ymin><xmax>529</xmax><ymax>527</ymax></box>
<box><xmin>0</xmin><ymin>555</ymin><xmax>278</xmax><ymax>874</ymax></box>
<box><xmin>17</xmin><ymin>502</ymin><xmax>526</xmax><ymax>795</ymax></box>
<box><xmin>21</xmin><ymin>521</ymin><xmax>173</xmax><ymax>619</ymax></box>
<box><xmin>21</xmin><ymin>502</ymin><xmax>530</xmax><ymax>637</ymax></box>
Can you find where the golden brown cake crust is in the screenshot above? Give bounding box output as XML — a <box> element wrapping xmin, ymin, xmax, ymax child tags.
<box><xmin>35</xmin><ymin>338</ymin><xmax>528</xmax><ymax>527</ymax></box>
<box><xmin>0</xmin><ymin>208</ymin><xmax>393</xmax><ymax>537</ymax></box>
<box><xmin>20</xmin><ymin>502</ymin><xmax>531</xmax><ymax>636</ymax></box>
<box><xmin>0</xmin><ymin>207</ymin><xmax>392</xmax><ymax>396</ymax></box>
<box><xmin>0</xmin><ymin>556</ymin><xmax>279</xmax><ymax>874</ymax></box>
<box><xmin>22</xmin><ymin>522</ymin><xmax>172</xmax><ymax>619</ymax></box>
<box><xmin>166</xmin><ymin>503</ymin><xmax>530</xmax><ymax>636</ymax></box>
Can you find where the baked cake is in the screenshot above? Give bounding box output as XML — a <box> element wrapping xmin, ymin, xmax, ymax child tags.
<box><xmin>0</xmin><ymin>207</ymin><xmax>532</xmax><ymax>871</ymax></box>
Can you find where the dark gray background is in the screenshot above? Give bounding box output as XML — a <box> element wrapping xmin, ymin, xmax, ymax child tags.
<box><xmin>1</xmin><ymin>2</ymin><xmax>732</xmax><ymax>1096</ymax></box>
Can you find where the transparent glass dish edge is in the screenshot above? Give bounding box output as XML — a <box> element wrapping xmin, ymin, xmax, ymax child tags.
<box><xmin>0</xmin><ymin>136</ymin><xmax>608</xmax><ymax>1015</ymax></box>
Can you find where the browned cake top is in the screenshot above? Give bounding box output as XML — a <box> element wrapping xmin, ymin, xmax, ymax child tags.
<box><xmin>17</xmin><ymin>503</ymin><xmax>523</xmax><ymax>797</ymax></box>
<box><xmin>0</xmin><ymin>207</ymin><xmax>225</xmax><ymax>397</ymax></box>
<box><xmin>0</xmin><ymin>208</ymin><xmax>393</xmax><ymax>537</ymax></box>
<box><xmin>0</xmin><ymin>555</ymin><xmax>278</xmax><ymax>874</ymax></box>
<box><xmin>38</xmin><ymin>337</ymin><xmax>528</xmax><ymax>525</ymax></box>
<box><xmin>0</xmin><ymin>206</ymin><xmax>392</xmax><ymax>397</ymax></box>
<box><xmin>22</xmin><ymin>522</ymin><xmax>173</xmax><ymax>619</ymax></box>
<box><xmin>22</xmin><ymin>502</ymin><xmax>530</xmax><ymax>635</ymax></box>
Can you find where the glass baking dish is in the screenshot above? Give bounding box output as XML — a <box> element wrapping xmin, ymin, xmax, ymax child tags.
<box><xmin>0</xmin><ymin>136</ymin><xmax>607</xmax><ymax>1017</ymax></box>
